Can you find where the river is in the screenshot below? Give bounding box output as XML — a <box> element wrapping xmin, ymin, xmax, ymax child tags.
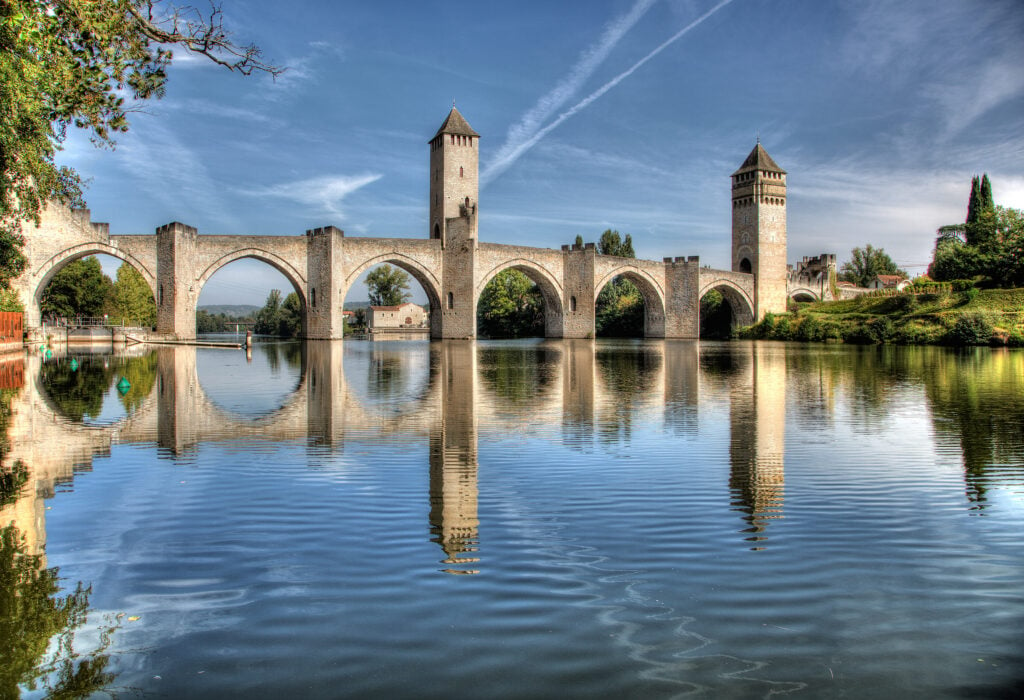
<box><xmin>1</xmin><ymin>339</ymin><xmax>1022</xmax><ymax>698</ymax></box>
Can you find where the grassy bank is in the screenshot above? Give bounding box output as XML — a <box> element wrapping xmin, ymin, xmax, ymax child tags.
<box><xmin>739</xmin><ymin>288</ymin><xmax>1024</xmax><ymax>346</ymax></box>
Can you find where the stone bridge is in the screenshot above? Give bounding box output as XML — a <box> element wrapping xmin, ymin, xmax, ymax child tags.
<box><xmin>10</xmin><ymin>108</ymin><xmax>855</xmax><ymax>341</ymax></box>
<box><xmin>14</xmin><ymin>205</ymin><xmax>762</xmax><ymax>341</ymax></box>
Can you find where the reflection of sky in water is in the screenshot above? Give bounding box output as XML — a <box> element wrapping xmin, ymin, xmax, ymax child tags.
<box><xmin>342</xmin><ymin>340</ymin><xmax>432</xmax><ymax>412</ymax></box>
<box><xmin>82</xmin><ymin>385</ymin><xmax>132</xmax><ymax>425</ymax></box>
<box><xmin>196</xmin><ymin>343</ymin><xmax>302</xmax><ymax>418</ymax></box>
<box><xmin>18</xmin><ymin>342</ymin><xmax>1024</xmax><ymax>698</ymax></box>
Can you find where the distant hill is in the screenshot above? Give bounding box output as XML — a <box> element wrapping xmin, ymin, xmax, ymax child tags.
<box><xmin>198</xmin><ymin>304</ymin><xmax>260</xmax><ymax>317</ymax></box>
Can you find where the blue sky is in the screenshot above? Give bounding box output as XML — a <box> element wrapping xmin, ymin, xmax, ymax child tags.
<box><xmin>60</xmin><ymin>0</ymin><xmax>1024</xmax><ymax>305</ymax></box>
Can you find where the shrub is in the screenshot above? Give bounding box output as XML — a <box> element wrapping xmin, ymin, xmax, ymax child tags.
<box><xmin>795</xmin><ymin>315</ymin><xmax>821</xmax><ymax>342</ymax></box>
<box><xmin>950</xmin><ymin>279</ymin><xmax>976</xmax><ymax>292</ymax></box>
<box><xmin>868</xmin><ymin>317</ymin><xmax>895</xmax><ymax>343</ymax></box>
<box><xmin>948</xmin><ymin>313</ymin><xmax>994</xmax><ymax>345</ymax></box>
<box><xmin>772</xmin><ymin>315</ymin><xmax>793</xmax><ymax>340</ymax></box>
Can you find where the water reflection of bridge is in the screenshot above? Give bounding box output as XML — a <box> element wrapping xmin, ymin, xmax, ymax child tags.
<box><xmin>2</xmin><ymin>341</ymin><xmax>786</xmax><ymax>572</ymax></box>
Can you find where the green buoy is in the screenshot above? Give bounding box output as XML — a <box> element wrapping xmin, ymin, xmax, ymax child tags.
<box><xmin>69</xmin><ymin>358</ymin><xmax>79</xmax><ymax>371</ymax></box>
<box><xmin>117</xmin><ymin>376</ymin><xmax>131</xmax><ymax>395</ymax></box>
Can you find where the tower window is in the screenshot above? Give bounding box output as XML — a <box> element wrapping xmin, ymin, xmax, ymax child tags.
<box><xmin>570</xmin><ymin>296</ymin><xmax>577</xmax><ymax>312</ymax></box>
<box><xmin>311</xmin><ymin>288</ymin><xmax>316</xmax><ymax>308</ymax></box>
<box><xmin>433</xmin><ymin>223</ymin><xmax>440</xmax><ymax>239</ymax></box>
<box><xmin>447</xmin><ymin>292</ymin><xmax>454</xmax><ymax>310</ymax></box>
<box><xmin>740</xmin><ymin>258</ymin><xmax>752</xmax><ymax>274</ymax></box>
<box><xmin>460</xmin><ymin>166</ymin><xmax>464</xmax><ymax>178</ymax></box>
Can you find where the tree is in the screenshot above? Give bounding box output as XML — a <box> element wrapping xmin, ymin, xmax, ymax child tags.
<box><xmin>254</xmin><ymin>289</ymin><xmax>302</xmax><ymax>337</ymax></box>
<box><xmin>366</xmin><ymin>264</ymin><xmax>411</xmax><ymax>306</ymax></box>
<box><xmin>930</xmin><ymin>175</ymin><xmax>1021</xmax><ymax>286</ymax></box>
<box><xmin>598</xmin><ymin>229</ymin><xmax>635</xmax><ymax>258</ymax></box>
<box><xmin>1</xmin><ymin>0</ymin><xmax>280</xmax><ymax>287</ymax></box>
<box><xmin>40</xmin><ymin>256</ymin><xmax>113</xmax><ymax>318</ymax></box>
<box><xmin>966</xmin><ymin>173</ymin><xmax>996</xmax><ymax>247</ymax></box>
<box><xmin>196</xmin><ymin>309</ymin><xmax>226</xmax><ymax>333</ymax></box>
<box><xmin>700</xmin><ymin>289</ymin><xmax>732</xmax><ymax>339</ymax></box>
<box><xmin>595</xmin><ymin>229</ymin><xmax>643</xmax><ymax>336</ymax></box>
<box><xmin>277</xmin><ymin>291</ymin><xmax>302</xmax><ymax>337</ymax></box>
<box><xmin>965</xmin><ymin>176</ymin><xmax>982</xmax><ymax>231</ymax></box>
<box><xmin>477</xmin><ymin>269</ymin><xmax>544</xmax><ymax>338</ymax></box>
<box><xmin>254</xmin><ymin>289</ymin><xmax>282</xmax><ymax>335</ymax></box>
<box><xmin>838</xmin><ymin>245</ymin><xmax>906</xmax><ymax>288</ymax></box>
<box><xmin>574</xmin><ymin>234</ymin><xmax>584</xmax><ymax>247</ymax></box>
<box><xmin>110</xmin><ymin>262</ymin><xmax>155</xmax><ymax>326</ymax></box>
<box><xmin>987</xmin><ymin>206</ymin><xmax>1024</xmax><ymax>288</ymax></box>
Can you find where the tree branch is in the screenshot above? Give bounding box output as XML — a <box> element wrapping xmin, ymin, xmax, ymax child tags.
<box><xmin>126</xmin><ymin>1</ymin><xmax>285</xmax><ymax>78</ymax></box>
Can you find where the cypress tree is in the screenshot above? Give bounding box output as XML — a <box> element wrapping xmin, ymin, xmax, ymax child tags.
<box><xmin>966</xmin><ymin>175</ymin><xmax>981</xmax><ymax>224</ymax></box>
<box><xmin>980</xmin><ymin>174</ymin><xmax>994</xmax><ymax>213</ymax></box>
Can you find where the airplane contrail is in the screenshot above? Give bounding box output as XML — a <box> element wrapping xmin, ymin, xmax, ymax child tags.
<box><xmin>481</xmin><ymin>0</ymin><xmax>735</xmax><ymax>187</ymax></box>
<box><xmin>483</xmin><ymin>0</ymin><xmax>657</xmax><ymax>187</ymax></box>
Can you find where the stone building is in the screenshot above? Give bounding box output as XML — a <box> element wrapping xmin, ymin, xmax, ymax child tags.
<box><xmin>368</xmin><ymin>302</ymin><xmax>427</xmax><ymax>332</ymax></box>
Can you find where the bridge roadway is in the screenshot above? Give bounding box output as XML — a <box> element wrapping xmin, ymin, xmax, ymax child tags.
<box><xmin>14</xmin><ymin>204</ymin><xmax>760</xmax><ymax>341</ymax></box>
<box><xmin>2</xmin><ymin>341</ymin><xmax>787</xmax><ymax>569</ymax></box>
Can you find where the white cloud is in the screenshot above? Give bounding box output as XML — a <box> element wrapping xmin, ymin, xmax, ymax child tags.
<box><xmin>167</xmin><ymin>98</ymin><xmax>281</xmax><ymax>125</ymax></box>
<box><xmin>244</xmin><ymin>174</ymin><xmax>383</xmax><ymax>217</ymax></box>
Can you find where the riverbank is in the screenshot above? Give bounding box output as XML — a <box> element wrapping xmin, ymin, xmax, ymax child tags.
<box><xmin>739</xmin><ymin>287</ymin><xmax>1024</xmax><ymax>346</ymax></box>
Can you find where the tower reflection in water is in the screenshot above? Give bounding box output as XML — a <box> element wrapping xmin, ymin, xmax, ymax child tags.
<box><xmin>2</xmin><ymin>340</ymin><xmax>793</xmax><ymax>576</ymax></box>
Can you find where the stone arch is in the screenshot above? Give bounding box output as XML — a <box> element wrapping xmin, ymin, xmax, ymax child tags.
<box><xmin>594</xmin><ymin>265</ymin><xmax>667</xmax><ymax>337</ymax></box>
<box><xmin>29</xmin><ymin>243</ymin><xmax>157</xmax><ymax>323</ymax></box>
<box><xmin>344</xmin><ymin>253</ymin><xmax>444</xmax><ymax>337</ymax></box>
<box><xmin>699</xmin><ymin>279</ymin><xmax>755</xmax><ymax>329</ymax></box>
<box><xmin>193</xmin><ymin>249</ymin><xmax>308</xmax><ymax>338</ymax></box>
<box><xmin>196</xmin><ymin>248</ymin><xmax>308</xmax><ymax>304</ymax></box>
<box><xmin>476</xmin><ymin>259</ymin><xmax>564</xmax><ymax>338</ymax></box>
<box><xmin>789</xmin><ymin>288</ymin><xmax>819</xmax><ymax>302</ymax></box>
<box><xmin>735</xmin><ymin>245</ymin><xmax>754</xmax><ymax>274</ymax></box>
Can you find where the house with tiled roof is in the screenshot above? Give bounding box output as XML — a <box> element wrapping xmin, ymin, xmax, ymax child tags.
<box><xmin>870</xmin><ymin>274</ymin><xmax>910</xmax><ymax>291</ymax></box>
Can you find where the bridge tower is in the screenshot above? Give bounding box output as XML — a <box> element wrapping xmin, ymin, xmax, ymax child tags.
<box><xmin>731</xmin><ymin>143</ymin><xmax>788</xmax><ymax>318</ymax></box>
<box><xmin>430</xmin><ymin>106</ymin><xmax>481</xmax><ymax>338</ymax></box>
<box><xmin>428</xmin><ymin>106</ymin><xmax>479</xmax><ymax>246</ymax></box>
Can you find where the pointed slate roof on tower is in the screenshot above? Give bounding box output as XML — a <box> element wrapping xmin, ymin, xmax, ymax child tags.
<box><xmin>431</xmin><ymin>106</ymin><xmax>480</xmax><ymax>141</ymax></box>
<box><xmin>732</xmin><ymin>143</ymin><xmax>786</xmax><ymax>176</ymax></box>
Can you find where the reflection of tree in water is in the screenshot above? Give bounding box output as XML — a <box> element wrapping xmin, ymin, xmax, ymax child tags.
<box><xmin>40</xmin><ymin>353</ymin><xmax>158</xmax><ymax>421</ymax></box>
<box><xmin>917</xmin><ymin>348</ymin><xmax>1024</xmax><ymax>508</ymax></box>
<box><xmin>697</xmin><ymin>345</ymin><xmax>748</xmax><ymax>382</ymax></box>
<box><xmin>258</xmin><ymin>341</ymin><xmax>303</xmax><ymax>375</ymax></box>
<box><xmin>477</xmin><ymin>345</ymin><xmax>559</xmax><ymax>406</ymax></box>
<box><xmin>776</xmin><ymin>345</ymin><xmax>1023</xmax><ymax>509</ymax></box>
<box><xmin>368</xmin><ymin>353</ymin><xmax>405</xmax><ymax>400</ymax></box>
<box><xmin>0</xmin><ymin>389</ymin><xmax>118</xmax><ymax>696</ymax></box>
<box><xmin>281</xmin><ymin>341</ymin><xmax>303</xmax><ymax>370</ymax></box>
<box><xmin>0</xmin><ymin>387</ymin><xmax>18</xmax><ymax>470</ymax></box>
<box><xmin>0</xmin><ymin>525</ymin><xmax>117</xmax><ymax>697</ymax></box>
<box><xmin>595</xmin><ymin>345</ymin><xmax>661</xmax><ymax>442</ymax></box>
<box><xmin>259</xmin><ymin>343</ymin><xmax>280</xmax><ymax>372</ymax></box>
